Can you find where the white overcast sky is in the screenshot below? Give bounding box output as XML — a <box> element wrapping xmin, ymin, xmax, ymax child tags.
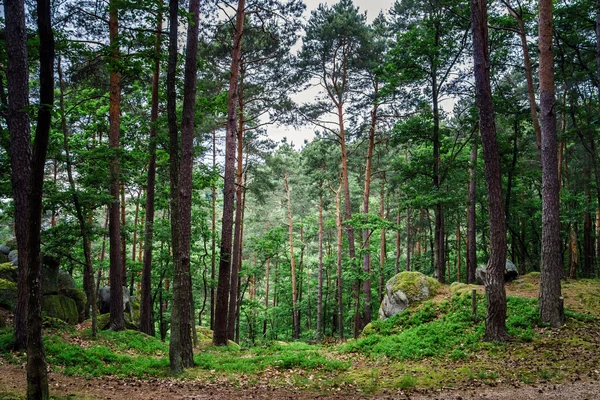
<box><xmin>267</xmin><ymin>0</ymin><xmax>396</xmax><ymax>148</ymax></box>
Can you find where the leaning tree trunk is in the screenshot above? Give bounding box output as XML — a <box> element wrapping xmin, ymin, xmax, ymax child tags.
<box><xmin>471</xmin><ymin>0</ymin><xmax>511</xmax><ymax>342</ymax></box>
<box><xmin>108</xmin><ymin>0</ymin><xmax>125</xmax><ymax>332</ymax></box>
<box><xmin>214</xmin><ymin>0</ymin><xmax>245</xmax><ymax>346</ymax></box>
<box><xmin>5</xmin><ymin>0</ymin><xmax>32</xmax><ymax>352</ymax></box>
<box><xmin>172</xmin><ymin>0</ymin><xmax>200</xmax><ymax>372</ymax></box>
<box><xmin>538</xmin><ymin>0</ymin><xmax>564</xmax><ymax>328</ymax></box>
<box><xmin>140</xmin><ymin>4</ymin><xmax>162</xmax><ymax>335</ymax></box>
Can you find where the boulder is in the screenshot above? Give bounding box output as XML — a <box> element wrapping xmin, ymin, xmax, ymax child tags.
<box><xmin>96</xmin><ymin>298</ymin><xmax>140</xmax><ymax>330</ymax></box>
<box><xmin>98</xmin><ymin>286</ymin><xmax>131</xmax><ymax>314</ymax></box>
<box><xmin>379</xmin><ymin>271</ymin><xmax>441</xmax><ymax>320</ymax></box>
<box><xmin>0</xmin><ymin>244</ymin><xmax>10</xmax><ymax>255</ymax></box>
<box><xmin>7</xmin><ymin>250</ymin><xmax>17</xmax><ymax>266</ymax></box>
<box><xmin>57</xmin><ymin>270</ymin><xmax>76</xmax><ymax>291</ymax></box>
<box><xmin>0</xmin><ymin>253</ymin><xmax>8</xmax><ymax>264</ymax></box>
<box><xmin>0</xmin><ymin>263</ymin><xmax>18</xmax><ymax>282</ymax></box>
<box><xmin>41</xmin><ymin>255</ymin><xmax>62</xmax><ymax>294</ymax></box>
<box><xmin>0</xmin><ymin>278</ymin><xmax>18</xmax><ymax>310</ymax></box>
<box><xmin>62</xmin><ymin>288</ymin><xmax>87</xmax><ymax>322</ymax></box>
<box><xmin>42</xmin><ymin>295</ymin><xmax>78</xmax><ymax>325</ymax></box>
<box><xmin>475</xmin><ymin>260</ymin><xmax>520</xmax><ymax>285</ymax></box>
<box><xmin>450</xmin><ymin>282</ymin><xmax>479</xmax><ymax>297</ymax></box>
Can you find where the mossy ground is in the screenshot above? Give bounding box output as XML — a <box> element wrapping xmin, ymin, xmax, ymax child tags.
<box><xmin>0</xmin><ymin>274</ymin><xmax>598</xmax><ymax>396</ymax></box>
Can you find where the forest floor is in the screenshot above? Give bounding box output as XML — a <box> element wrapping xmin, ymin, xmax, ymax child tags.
<box><xmin>0</xmin><ymin>274</ymin><xmax>599</xmax><ymax>399</ymax></box>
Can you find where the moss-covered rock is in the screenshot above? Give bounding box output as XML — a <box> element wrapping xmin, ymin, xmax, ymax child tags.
<box><xmin>62</xmin><ymin>288</ymin><xmax>87</xmax><ymax>322</ymax></box>
<box><xmin>0</xmin><ymin>253</ymin><xmax>8</xmax><ymax>265</ymax></box>
<box><xmin>96</xmin><ymin>299</ymin><xmax>141</xmax><ymax>330</ymax></box>
<box><xmin>0</xmin><ymin>263</ymin><xmax>17</xmax><ymax>282</ymax></box>
<box><xmin>42</xmin><ymin>295</ymin><xmax>78</xmax><ymax>325</ymax></box>
<box><xmin>42</xmin><ymin>316</ymin><xmax>70</xmax><ymax>329</ymax></box>
<box><xmin>379</xmin><ymin>271</ymin><xmax>440</xmax><ymax>320</ymax></box>
<box><xmin>0</xmin><ymin>278</ymin><xmax>18</xmax><ymax>310</ymax></box>
<box><xmin>450</xmin><ymin>282</ymin><xmax>479</xmax><ymax>297</ymax></box>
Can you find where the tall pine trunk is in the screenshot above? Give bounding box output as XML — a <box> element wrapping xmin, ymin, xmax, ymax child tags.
<box><xmin>140</xmin><ymin>3</ymin><xmax>162</xmax><ymax>335</ymax></box>
<box><xmin>108</xmin><ymin>0</ymin><xmax>125</xmax><ymax>331</ymax></box>
<box><xmin>6</xmin><ymin>0</ymin><xmax>32</xmax><ymax>352</ymax></box>
<box><xmin>467</xmin><ymin>140</ymin><xmax>477</xmax><ymax>284</ymax></box>
<box><xmin>317</xmin><ymin>191</ymin><xmax>324</xmax><ymax>340</ymax></box>
<box><xmin>471</xmin><ymin>0</ymin><xmax>511</xmax><ymax>341</ymax></box>
<box><xmin>214</xmin><ymin>0</ymin><xmax>245</xmax><ymax>346</ymax></box>
<box><xmin>171</xmin><ymin>0</ymin><xmax>200</xmax><ymax>372</ymax></box>
<box><xmin>284</xmin><ymin>174</ymin><xmax>300</xmax><ymax>340</ymax></box>
<box><xmin>538</xmin><ymin>0</ymin><xmax>565</xmax><ymax>328</ymax></box>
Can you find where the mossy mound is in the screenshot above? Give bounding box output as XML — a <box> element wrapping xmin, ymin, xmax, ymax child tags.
<box><xmin>449</xmin><ymin>282</ymin><xmax>478</xmax><ymax>297</ymax></box>
<box><xmin>42</xmin><ymin>295</ymin><xmax>78</xmax><ymax>325</ymax></box>
<box><xmin>0</xmin><ymin>278</ymin><xmax>18</xmax><ymax>310</ymax></box>
<box><xmin>0</xmin><ymin>263</ymin><xmax>17</xmax><ymax>282</ymax></box>
<box><xmin>196</xmin><ymin>326</ymin><xmax>213</xmax><ymax>342</ymax></box>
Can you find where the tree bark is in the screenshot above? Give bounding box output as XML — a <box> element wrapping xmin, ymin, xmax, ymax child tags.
<box><xmin>284</xmin><ymin>174</ymin><xmax>300</xmax><ymax>340</ymax></box>
<box><xmin>379</xmin><ymin>181</ymin><xmax>386</xmax><ymax>303</ymax></box>
<box><xmin>214</xmin><ymin>0</ymin><xmax>245</xmax><ymax>346</ymax></box>
<box><xmin>172</xmin><ymin>0</ymin><xmax>200</xmax><ymax>371</ymax></box>
<box><xmin>6</xmin><ymin>0</ymin><xmax>32</xmax><ymax>352</ymax></box>
<box><xmin>470</xmin><ymin>0</ymin><xmax>511</xmax><ymax>341</ymax></box>
<box><xmin>538</xmin><ymin>0</ymin><xmax>564</xmax><ymax>328</ymax></box>
<box><xmin>108</xmin><ymin>0</ymin><xmax>125</xmax><ymax>332</ymax></box>
<box><xmin>210</xmin><ymin>129</ymin><xmax>217</xmax><ymax>330</ymax></box>
<box><xmin>317</xmin><ymin>192</ymin><xmax>324</xmax><ymax>340</ymax></box>
<box><xmin>140</xmin><ymin>3</ymin><xmax>162</xmax><ymax>335</ymax></box>
<box><xmin>331</xmin><ymin>181</ymin><xmax>344</xmax><ymax>341</ymax></box>
<box><xmin>467</xmin><ymin>140</ymin><xmax>477</xmax><ymax>284</ymax></box>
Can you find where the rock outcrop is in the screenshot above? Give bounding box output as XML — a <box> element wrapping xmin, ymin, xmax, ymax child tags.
<box><xmin>379</xmin><ymin>271</ymin><xmax>440</xmax><ymax>320</ymax></box>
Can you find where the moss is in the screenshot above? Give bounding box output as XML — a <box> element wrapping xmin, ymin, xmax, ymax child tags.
<box><xmin>362</xmin><ymin>322</ymin><xmax>375</xmax><ymax>336</ymax></box>
<box><xmin>449</xmin><ymin>282</ymin><xmax>478</xmax><ymax>297</ymax></box>
<box><xmin>527</xmin><ymin>271</ymin><xmax>541</xmax><ymax>278</ymax></box>
<box><xmin>96</xmin><ymin>310</ymin><xmax>139</xmax><ymax>330</ymax></box>
<box><xmin>389</xmin><ymin>271</ymin><xmax>440</xmax><ymax>302</ymax></box>
<box><xmin>0</xmin><ymin>278</ymin><xmax>18</xmax><ymax>310</ymax></box>
<box><xmin>0</xmin><ymin>263</ymin><xmax>17</xmax><ymax>282</ymax></box>
<box><xmin>63</xmin><ymin>288</ymin><xmax>88</xmax><ymax>321</ymax></box>
<box><xmin>42</xmin><ymin>295</ymin><xmax>78</xmax><ymax>325</ymax></box>
<box><xmin>196</xmin><ymin>326</ymin><xmax>213</xmax><ymax>342</ymax></box>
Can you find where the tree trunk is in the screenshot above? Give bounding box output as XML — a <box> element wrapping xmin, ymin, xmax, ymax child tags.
<box><xmin>395</xmin><ymin>208</ymin><xmax>401</xmax><ymax>276</ymax></box>
<box><xmin>59</xmin><ymin>59</ymin><xmax>97</xmax><ymax>336</ymax></box>
<box><xmin>284</xmin><ymin>174</ymin><xmax>300</xmax><ymax>340</ymax></box>
<box><xmin>172</xmin><ymin>0</ymin><xmax>200</xmax><ymax>372</ymax></box>
<box><xmin>108</xmin><ymin>0</ymin><xmax>125</xmax><ymax>332</ymax></box>
<box><xmin>140</xmin><ymin>3</ymin><xmax>163</xmax><ymax>335</ymax></box>
<box><xmin>263</xmin><ymin>258</ymin><xmax>270</xmax><ymax>337</ymax></box>
<box><xmin>471</xmin><ymin>0</ymin><xmax>510</xmax><ymax>341</ymax></box>
<box><xmin>361</xmin><ymin>84</ymin><xmax>378</xmax><ymax>327</ymax></box>
<box><xmin>210</xmin><ymin>129</ymin><xmax>217</xmax><ymax>330</ymax></box>
<box><xmin>214</xmin><ymin>0</ymin><xmax>245</xmax><ymax>346</ymax></box>
<box><xmin>538</xmin><ymin>0</ymin><xmax>564</xmax><ymax>328</ymax></box>
<box><xmin>379</xmin><ymin>181</ymin><xmax>386</xmax><ymax>304</ymax></box>
<box><xmin>228</xmin><ymin>87</ymin><xmax>245</xmax><ymax>341</ymax></box>
<box><xmin>317</xmin><ymin>192</ymin><xmax>324</xmax><ymax>340</ymax></box>
<box><xmin>6</xmin><ymin>0</ymin><xmax>32</xmax><ymax>352</ymax></box>
<box><xmin>467</xmin><ymin>139</ymin><xmax>477</xmax><ymax>284</ymax></box>
<box><xmin>331</xmin><ymin>181</ymin><xmax>344</xmax><ymax>341</ymax></box>
<box><xmin>120</xmin><ymin>182</ymin><xmax>126</xmax><ymax>283</ymax></box>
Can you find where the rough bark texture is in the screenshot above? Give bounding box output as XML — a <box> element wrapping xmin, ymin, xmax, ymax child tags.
<box><xmin>214</xmin><ymin>0</ymin><xmax>245</xmax><ymax>346</ymax></box>
<box><xmin>108</xmin><ymin>0</ymin><xmax>125</xmax><ymax>332</ymax></box>
<box><xmin>140</xmin><ymin>6</ymin><xmax>163</xmax><ymax>335</ymax></box>
<box><xmin>210</xmin><ymin>129</ymin><xmax>217</xmax><ymax>330</ymax></box>
<box><xmin>5</xmin><ymin>0</ymin><xmax>32</xmax><ymax>352</ymax></box>
<box><xmin>470</xmin><ymin>0</ymin><xmax>511</xmax><ymax>341</ymax></box>
<box><xmin>467</xmin><ymin>141</ymin><xmax>477</xmax><ymax>284</ymax></box>
<box><xmin>166</xmin><ymin>0</ymin><xmax>182</xmax><ymax>372</ymax></box>
<box><xmin>173</xmin><ymin>0</ymin><xmax>200</xmax><ymax>370</ymax></box>
<box><xmin>332</xmin><ymin>182</ymin><xmax>344</xmax><ymax>340</ymax></box>
<box><xmin>25</xmin><ymin>0</ymin><xmax>54</xmax><ymax>397</ymax></box>
<box><xmin>538</xmin><ymin>0</ymin><xmax>564</xmax><ymax>328</ymax></box>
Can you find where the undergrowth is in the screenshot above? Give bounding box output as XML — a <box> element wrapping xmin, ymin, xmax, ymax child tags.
<box><xmin>342</xmin><ymin>295</ymin><xmax>540</xmax><ymax>360</ymax></box>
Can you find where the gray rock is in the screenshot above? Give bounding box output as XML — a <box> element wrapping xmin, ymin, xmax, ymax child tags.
<box><xmin>475</xmin><ymin>260</ymin><xmax>519</xmax><ymax>285</ymax></box>
<box><xmin>41</xmin><ymin>256</ymin><xmax>60</xmax><ymax>294</ymax></box>
<box><xmin>98</xmin><ymin>286</ymin><xmax>130</xmax><ymax>314</ymax></box>
<box><xmin>57</xmin><ymin>270</ymin><xmax>76</xmax><ymax>291</ymax></box>
<box><xmin>7</xmin><ymin>250</ymin><xmax>18</xmax><ymax>265</ymax></box>
<box><xmin>378</xmin><ymin>271</ymin><xmax>440</xmax><ymax>320</ymax></box>
<box><xmin>0</xmin><ymin>244</ymin><xmax>10</xmax><ymax>255</ymax></box>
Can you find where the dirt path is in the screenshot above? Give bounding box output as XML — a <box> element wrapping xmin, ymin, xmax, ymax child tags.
<box><xmin>1</xmin><ymin>361</ymin><xmax>599</xmax><ymax>399</ymax></box>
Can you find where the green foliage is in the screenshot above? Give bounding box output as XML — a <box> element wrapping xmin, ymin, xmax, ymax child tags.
<box><xmin>345</xmin><ymin>296</ymin><xmax>540</xmax><ymax>360</ymax></box>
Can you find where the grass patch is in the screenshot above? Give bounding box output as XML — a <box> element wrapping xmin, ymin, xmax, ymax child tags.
<box><xmin>344</xmin><ymin>295</ymin><xmax>540</xmax><ymax>360</ymax></box>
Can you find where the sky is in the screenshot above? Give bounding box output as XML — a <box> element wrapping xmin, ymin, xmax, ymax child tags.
<box><xmin>266</xmin><ymin>0</ymin><xmax>396</xmax><ymax>147</ymax></box>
